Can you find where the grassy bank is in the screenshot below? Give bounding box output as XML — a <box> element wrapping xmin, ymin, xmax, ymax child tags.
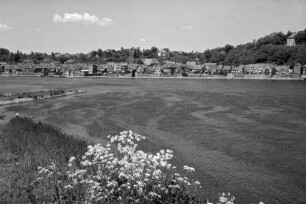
<box><xmin>0</xmin><ymin>118</ymin><xmax>209</xmax><ymax>203</ymax></box>
<box><xmin>0</xmin><ymin>117</ymin><xmax>88</xmax><ymax>203</ymax></box>
<box><xmin>0</xmin><ymin>118</ymin><xmax>266</xmax><ymax>204</ymax></box>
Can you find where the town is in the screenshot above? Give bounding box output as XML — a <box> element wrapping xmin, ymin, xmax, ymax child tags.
<box><xmin>1</xmin><ymin>30</ymin><xmax>306</xmax><ymax>79</ymax></box>
<box><xmin>1</xmin><ymin>51</ymin><xmax>305</xmax><ymax>79</ymax></box>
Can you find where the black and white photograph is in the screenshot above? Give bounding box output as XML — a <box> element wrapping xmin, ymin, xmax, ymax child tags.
<box><xmin>0</xmin><ymin>0</ymin><xmax>306</xmax><ymax>203</ymax></box>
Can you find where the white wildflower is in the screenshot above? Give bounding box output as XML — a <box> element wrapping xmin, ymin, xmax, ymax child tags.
<box><xmin>183</xmin><ymin>165</ymin><xmax>195</xmax><ymax>172</ymax></box>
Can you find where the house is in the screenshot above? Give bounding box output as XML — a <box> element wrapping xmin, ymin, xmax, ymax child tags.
<box><xmin>294</xmin><ymin>63</ymin><xmax>302</xmax><ymax>75</ymax></box>
<box><xmin>157</xmin><ymin>49</ymin><xmax>169</xmax><ymax>58</ymax></box>
<box><xmin>180</xmin><ymin>65</ymin><xmax>191</xmax><ymax>73</ymax></box>
<box><xmin>55</xmin><ymin>53</ymin><xmax>62</xmax><ymax>58</ymax></box>
<box><xmin>215</xmin><ymin>65</ymin><xmax>223</xmax><ymax>74</ymax></box>
<box><xmin>4</xmin><ymin>64</ymin><xmax>21</xmax><ymax>74</ymax></box>
<box><xmin>231</xmin><ymin>66</ymin><xmax>238</xmax><ymax>73</ymax></box>
<box><xmin>114</xmin><ymin>63</ymin><xmax>129</xmax><ymax>73</ymax></box>
<box><xmin>64</xmin><ymin>59</ymin><xmax>76</xmax><ymax>64</ymax></box>
<box><xmin>186</xmin><ymin>60</ymin><xmax>202</xmax><ymax>73</ymax></box>
<box><xmin>186</xmin><ymin>59</ymin><xmax>201</xmax><ymax>66</ymax></box>
<box><xmin>137</xmin><ymin>65</ymin><xmax>145</xmax><ymax>73</ymax></box>
<box><xmin>287</xmin><ymin>32</ymin><xmax>297</xmax><ymax>46</ymax></box>
<box><xmin>63</xmin><ymin>53</ymin><xmax>70</xmax><ymax>58</ymax></box>
<box><xmin>189</xmin><ymin>65</ymin><xmax>203</xmax><ymax>73</ymax></box>
<box><xmin>163</xmin><ymin>60</ymin><xmax>175</xmax><ymax>64</ymax></box>
<box><xmin>70</xmin><ymin>63</ymin><xmax>87</xmax><ymax>76</ymax></box>
<box><xmin>18</xmin><ymin>60</ymin><xmax>35</xmax><ymax>72</ymax></box>
<box><xmin>152</xmin><ymin>65</ymin><xmax>162</xmax><ymax>73</ymax></box>
<box><xmin>186</xmin><ymin>61</ymin><xmax>197</xmax><ymax>66</ymax></box>
<box><xmin>129</xmin><ymin>64</ymin><xmax>138</xmax><ymax>71</ymax></box>
<box><xmin>301</xmin><ymin>64</ymin><xmax>306</xmax><ymax>77</ymax></box>
<box><xmin>162</xmin><ymin>63</ymin><xmax>180</xmax><ymax>75</ymax></box>
<box><xmin>62</xmin><ymin>64</ymin><xmax>74</xmax><ymax>72</ymax></box>
<box><xmin>278</xmin><ymin>65</ymin><xmax>289</xmax><ymax>76</ymax></box>
<box><xmin>203</xmin><ymin>63</ymin><xmax>217</xmax><ymax>74</ymax></box>
<box><xmin>174</xmin><ymin>62</ymin><xmax>183</xmax><ymax>67</ymax></box>
<box><xmin>53</xmin><ymin>61</ymin><xmax>62</xmax><ymax>69</ymax></box>
<box><xmin>80</xmin><ymin>69</ymin><xmax>89</xmax><ymax>76</ymax></box>
<box><xmin>40</xmin><ymin>58</ymin><xmax>57</xmax><ymax>70</ymax></box>
<box><xmin>244</xmin><ymin>64</ymin><xmax>257</xmax><ymax>74</ymax></box>
<box><xmin>106</xmin><ymin>62</ymin><xmax>116</xmax><ymax>72</ymax></box>
<box><xmin>96</xmin><ymin>64</ymin><xmax>108</xmax><ymax>74</ymax></box>
<box><xmin>21</xmin><ymin>59</ymin><xmax>34</xmax><ymax>64</ymax></box>
<box><xmin>253</xmin><ymin>64</ymin><xmax>268</xmax><ymax>74</ymax></box>
<box><xmin>33</xmin><ymin>64</ymin><xmax>47</xmax><ymax>75</ymax></box>
<box><xmin>231</xmin><ymin>65</ymin><xmax>243</xmax><ymax>73</ymax></box>
<box><xmin>0</xmin><ymin>62</ymin><xmax>7</xmax><ymax>72</ymax></box>
<box><xmin>112</xmin><ymin>64</ymin><xmax>120</xmax><ymax>72</ymax></box>
<box><xmin>88</xmin><ymin>64</ymin><xmax>98</xmax><ymax>75</ymax></box>
<box><xmin>142</xmin><ymin>58</ymin><xmax>160</xmax><ymax>66</ymax></box>
<box><xmin>222</xmin><ymin>66</ymin><xmax>232</xmax><ymax>75</ymax></box>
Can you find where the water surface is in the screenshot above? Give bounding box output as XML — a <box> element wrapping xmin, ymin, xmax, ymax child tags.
<box><xmin>2</xmin><ymin>78</ymin><xmax>306</xmax><ymax>203</ymax></box>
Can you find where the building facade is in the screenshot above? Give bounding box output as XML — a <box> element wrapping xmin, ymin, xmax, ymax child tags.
<box><xmin>287</xmin><ymin>33</ymin><xmax>297</xmax><ymax>46</ymax></box>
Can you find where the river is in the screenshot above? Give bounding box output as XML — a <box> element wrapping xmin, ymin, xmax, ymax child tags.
<box><xmin>2</xmin><ymin>78</ymin><xmax>306</xmax><ymax>203</ymax></box>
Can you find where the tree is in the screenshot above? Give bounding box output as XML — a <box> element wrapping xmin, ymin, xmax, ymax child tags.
<box><xmin>150</xmin><ymin>46</ymin><xmax>158</xmax><ymax>58</ymax></box>
<box><xmin>51</xmin><ymin>52</ymin><xmax>56</xmax><ymax>60</ymax></box>
<box><xmin>105</xmin><ymin>50</ymin><xmax>113</xmax><ymax>58</ymax></box>
<box><xmin>90</xmin><ymin>50</ymin><xmax>97</xmax><ymax>58</ymax></box>
<box><xmin>32</xmin><ymin>52</ymin><xmax>44</xmax><ymax>62</ymax></box>
<box><xmin>256</xmin><ymin>32</ymin><xmax>287</xmax><ymax>48</ymax></box>
<box><xmin>224</xmin><ymin>44</ymin><xmax>234</xmax><ymax>53</ymax></box>
<box><xmin>0</xmin><ymin>48</ymin><xmax>10</xmax><ymax>57</ymax></box>
<box><xmin>12</xmin><ymin>53</ymin><xmax>21</xmax><ymax>62</ymax></box>
<box><xmin>134</xmin><ymin>47</ymin><xmax>142</xmax><ymax>58</ymax></box>
<box><xmin>296</xmin><ymin>29</ymin><xmax>306</xmax><ymax>45</ymax></box>
<box><xmin>97</xmin><ymin>49</ymin><xmax>103</xmax><ymax>57</ymax></box>
<box><xmin>203</xmin><ymin>50</ymin><xmax>211</xmax><ymax>62</ymax></box>
<box><xmin>162</xmin><ymin>48</ymin><xmax>170</xmax><ymax>52</ymax></box>
<box><xmin>77</xmin><ymin>53</ymin><xmax>87</xmax><ymax>63</ymax></box>
<box><xmin>57</xmin><ymin>55</ymin><xmax>69</xmax><ymax>63</ymax></box>
<box><xmin>286</xmin><ymin>30</ymin><xmax>292</xmax><ymax>38</ymax></box>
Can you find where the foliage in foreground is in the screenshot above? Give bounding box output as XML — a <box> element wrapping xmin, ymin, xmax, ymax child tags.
<box><xmin>36</xmin><ymin>131</ymin><xmax>204</xmax><ymax>203</ymax></box>
<box><xmin>0</xmin><ymin>117</ymin><xmax>88</xmax><ymax>203</ymax></box>
<box><xmin>36</xmin><ymin>130</ymin><xmax>264</xmax><ymax>204</ymax></box>
<box><xmin>0</xmin><ymin>118</ymin><xmax>264</xmax><ymax>203</ymax></box>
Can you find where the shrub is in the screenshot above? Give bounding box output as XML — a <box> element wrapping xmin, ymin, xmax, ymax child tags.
<box><xmin>36</xmin><ymin>130</ymin><xmax>265</xmax><ymax>204</ymax></box>
<box><xmin>36</xmin><ymin>130</ymin><xmax>204</xmax><ymax>203</ymax></box>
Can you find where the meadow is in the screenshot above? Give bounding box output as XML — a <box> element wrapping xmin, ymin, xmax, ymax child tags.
<box><xmin>1</xmin><ymin>77</ymin><xmax>306</xmax><ymax>203</ymax></box>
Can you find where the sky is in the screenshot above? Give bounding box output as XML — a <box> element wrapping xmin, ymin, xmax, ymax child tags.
<box><xmin>0</xmin><ymin>0</ymin><xmax>305</xmax><ymax>54</ymax></box>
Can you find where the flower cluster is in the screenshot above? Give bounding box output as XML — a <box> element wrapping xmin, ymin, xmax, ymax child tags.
<box><xmin>218</xmin><ymin>192</ymin><xmax>235</xmax><ymax>204</ymax></box>
<box><xmin>64</xmin><ymin>130</ymin><xmax>202</xmax><ymax>203</ymax></box>
<box><xmin>35</xmin><ymin>130</ymin><xmax>265</xmax><ymax>204</ymax></box>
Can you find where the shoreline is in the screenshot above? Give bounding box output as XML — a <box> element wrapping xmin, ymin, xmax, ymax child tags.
<box><xmin>0</xmin><ymin>75</ymin><xmax>305</xmax><ymax>81</ymax></box>
<box><xmin>0</xmin><ymin>89</ymin><xmax>82</xmax><ymax>107</ymax></box>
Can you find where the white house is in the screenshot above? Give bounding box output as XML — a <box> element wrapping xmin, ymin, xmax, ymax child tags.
<box><xmin>287</xmin><ymin>32</ymin><xmax>297</xmax><ymax>46</ymax></box>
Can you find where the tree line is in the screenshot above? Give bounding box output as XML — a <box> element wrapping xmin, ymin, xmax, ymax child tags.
<box><xmin>1</xmin><ymin>29</ymin><xmax>305</xmax><ymax>65</ymax></box>
<box><xmin>202</xmin><ymin>29</ymin><xmax>306</xmax><ymax>66</ymax></box>
<box><xmin>0</xmin><ymin>47</ymin><xmax>160</xmax><ymax>64</ymax></box>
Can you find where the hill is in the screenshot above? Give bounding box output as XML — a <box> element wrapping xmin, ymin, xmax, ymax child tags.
<box><xmin>0</xmin><ymin>29</ymin><xmax>305</xmax><ymax>66</ymax></box>
<box><xmin>203</xmin><ymin>29</ymin><xmax>306</xmax><ymax>66</ymax></box>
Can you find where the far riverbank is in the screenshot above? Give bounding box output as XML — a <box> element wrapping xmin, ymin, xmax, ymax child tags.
<box><xmin>0</xmin><ymin>74</ymin><xmax>305</xmax><ymax>80</ymax></box>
